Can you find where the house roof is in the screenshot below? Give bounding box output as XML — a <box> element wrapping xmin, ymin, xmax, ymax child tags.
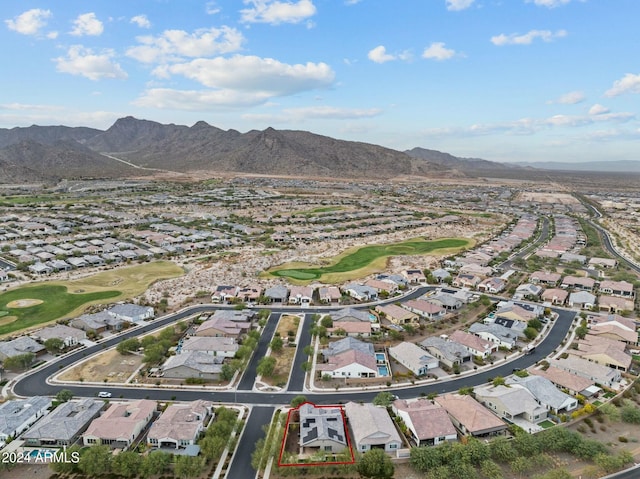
<box><xmin>22</xmin><ymin>399</ymin><xmax>103</xmax><ymax>442</ymax></box>
<box><xmin>317</xmin><ymin>349</ymin><xmax>377</xmax><ymax>374</ymax></box>
<box><xmin>529</xmin><ymin>366</ymin><xmax>593</xmax><ymax>393</ymax></box>
<box><xmin>450</xmin><ymin>330</ymin><xmax>493</xmax><ymax>353</ymax></box>
<box><xmin>392</xmin><ymin>399</ymin><xmax>456</xmax><ymax>441</ymax></box>
<box><xmin>162</xmin><ymin>351</ymin><xmax>224</xmax><ymax>374</ymax></box>
<box><xmin>469</xmin><ymin>322</ymin><xmax>519</xmax><ymax>344</ymax></box>
<box><xmin>389</xmin><ymin>342</ymin><xmax>438</xmax><ymax>370</ymax></box>
<box><xmin>375</xmin><ymin>304</ymin><xmax>416</xmax><ymax>321</ymax></box>
<box><xmin>148</xmin><ymin>400</ymin><xmax>212</xmax><ymax>443</ymax></box>
<box><xmin>569</xmin><ymin>291</ymin><xmax>596</xmax><ymax>304</ymax></box>
<box><xmin>108</xmin><ymin>304</ymin><xmax>153</xmax><ymax>318</ymax></box>
<box><xmin>265</xmin><ymin>285</ymin><xmax>288</xmax><ymax>299</ymax></box>
<box><xmin>474</xmin><ymin>384</ymin><xmax>546</xmax><ymax>418</ymax></box>
<box><xmin>84</xmin><ymin>400</ymin><xmax>156</xmax><ymax>441</ymax></box>
<box><xmin>322</xmin><ymin>337</ymin><xmax>374</xmax><ymax>357</ymax></box>
<box><xmin>32</xmin><ymin>324</ymin><xmax>86</xmax><ymax>342</ymax></box>
<box><xmin>344</xmin><ymin>402</ymin><xmax>401</xmax><ymax>446</ymax></box>
<box><xmin>331</xmin><ymin>308</ymin><xmax>370</xmax><ymax>323</ymax></box>
<box><xmin>505</xmin><ymin>375</ymin><xmax>575</xmax><ymax>411</ymax></box>
<box><xmin>181</xmin><ymin>336</ymin><xmax>238</xmax><ymax>354</ymax></box>
<box><xmin>0</xmin><ymin>336</ymin><xmax>46</xmax><ymax>358</ymax></box>
<box><xmin>419</xmin><ymin>337</ymin><xmax>470</xmax><ymax>363</ymax></box>
<box><xmin>434</xmin><ymin>394</ymin><xmax>506</xmax><ymax>434</ymax></box>
<box><xmin>299</xmin><ymin>404</ymin><xmax>346</xmax><ymax>447</ymax></box>
<box><xmin>403</xmin><ymin>299</ymin><xmax>444</xmax><ymax>315</ymax></box>
<box><xmin>0</xmin><ymin>397</ymin><xmax>52</xmax><ymax>437</ymax></box>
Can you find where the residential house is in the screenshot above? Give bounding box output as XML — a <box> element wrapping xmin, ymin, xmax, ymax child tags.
<box><xmin>589</xmin><ymin>257</ymin><xmax>617</xmax><ymax>269</ymax></box>
<box><xmin>194</xmin><ymin>310</ymin><xmax>253</xmax><ymax>338</ymax></box>
<box><xmin>561</xmin><ymin>252</ymin><xmax>587</xmax><ymax>264</ymax></box>
<box><xmin>288</xmin><ymin>285</ymin><xmax>314</xmax><ymax>304</ymax></box>
<box><xmin>180</xmin><ymin>336</ymin><xmax>239</xmax><ymax>358</ymax></box>
<box><xmin>495</xmin><ymin>302</ymin><xmax>542</xmax><ymax>322</ymax></box>
<box><xmin>529</xmin><ymin>366</ymin><xmax>596</xmax><ymax>397</ymax></box>
<box><xmin>474</xmin><ymin>384</ymin><xmax>548</xmax><ymax>428</ymax></box>
<box><xmin>344</xmin><ymin>283</ymin><xmax>378</xmax><ymax>302</ymax></box>
<box><xmin>31</xmin><ymin>324</ymin><xmax>87</xmax><ymax>348</ymax></box>
<box><xmin>375</xmin><ymin>304</ymin><xmax>418</xmax><ymax>325</ymax></box>
<box><xmin>364</xmin><ymin>278</ymin><xmax>398</xmax><ymax>294</ymax></box>
<box><xmin>70</xmin><ymin>311</ymin><xmax>125</xmax><ymax>334</ymax></box>
<box><xmin>316</xmin><ymin>349</ymin><xmax>378</xmax><ymax>379</ymax></box>
<box><xmin>561</xmin><ymin>276</ymin><xmax>595</xmax><ymax>291</ymax></box>
<box><xmin>452</xmin><ymin>273</ymin><xmax>482</xmax><ymax>289</ymax></box>
<box><xmin>391</xmin><ymin>399</ymin><xmax>457</xmax><ymax>446</ymax></box>
<box><xmin>22</xmin><ymin>399</ymin><xmax>103</xmax><ymax>447</ymax></box>
<box><xmin>264</xmin><ymin>285</ymin><xmax>288</xmax><ymax>304</ymax></box>
<box><xmin>402</xmin><ymin>269</ymin><xmax>427</xmax><ymax>285</ymax></box>
<box><xmin>513</xmin><ymin>283</ymin><xmax>543</xmax><ymax>301</ymax></box>
<box><xmin>459</xmin><ymin>263</ymin><xmax>493</xmax><ymax>277</ymax></box>
<box><xmin>541</xmin><ymin>288</ymin><xmax>568</xmax><ymax>305</ymax></box>
<box><xmin>0</xmin><ymin>336</ymin><xmax>46</xmax><ymax>360</ymax></box>
<box><xmin>388</xmin><ymin>342</ymin><xmax>438</xmax><ymax>376</ymax></box>
<box><xmin>83</xmin><ymin>399</ymin><xmax>156</xmax><ymax>449</ymax></box>
<box><xmin>572</xmin><ymin>335</ymin><xmax>632</xmax><ymax>371</ymax></box>
<box><xmin>402</xmin><ymin>299</ymin><xmax>445</xmax><ymax>320</ymax></box>
<box><xmin>506</xmin><ymin>375</ymin><xmax>578</xmax><ymax>414</ymax></box>
<box><xmin>449</xmin><ymin>330</ymin><xmax>496</xmax><ymax>358</ymax></box>
<box><xmin>319</xmin><ymin>286</ymin><xmax>342</xmax><ymax>304</ymax></box>
<box><xmin>161</xmin><ymin>351</ymin><xmax>224</xmax><ymax>380</ymax></box>
<box><xmin>331</xmin><ymin>308</ymin><xmax>371</xmax><ymax>323</ymax></box>
<box><xmin>489</xmin><ymin>317</ymin><xmax>528</xmax><ymax>337</ymax></box>
<box><xmin>299</xmin><ymin>403</ymin><xmax>347</xmax><ymax>453</ymax></box>
<box><xmin>107</xmin><ymin>304</ymin><xmax>154</xmax><ymax>323</ymax></box>
<box><xmin>147</xmin><ymin>400</ymin><xmax>213</xmax><ymax>449</ymax></box>
<box><xmin>426</xmin><ymin>292</ymin><xmax>463</xmax><ymax>311</ymax></box>
<box><xmin>211</xmin><ymin>285</ymin><xmax>238</xmax><ymax>303</ymax></box>
<box><xmin>468</xmin><ymin>322</ymin><xmax>519</xmax><ymax>350</ymax></box>
<box><xmin>553</xmin><ymin>356</ymin><xmax>621</xmax><ymax>388</ymax></box>
<box><xmin>477</xmin><ymin>277</ymin><xmax>506</xmax><ymax>294</ymax></box>
<box><xmin>0</xmin><ymin>397</ymin><xmax>52</xmax><ymax>447</ymax></box>
<box><xmin>568</xmin><ymin>291</ymin><xmax>597</xmax><ymax>310</ymax></box>
<box><xmin>598</xmin><ymin>280</ymin><xmax>635</xmax><ymax>298</ymax></box>
<box><xmin>434</xmin><ymin>394</ymin><xmax>507</xmax><ymax>438</ymax></box>
<box><xmin>530</xmin><ymin>271</ymin><xmax>561</xmax><ymax>286</ymax></box>
<box><xmin>419</xmin><ymin>337</ymin><xmax>471</xmax><ymax>369</ymax></box>
<box><xmin>236</xmin><ymin>286</ymin><xmax>262</xmax><ymax>303</ymax></box>
<box><xmin>322</xmin><ymin>337</ymin><xmax>374</xmax><ymax>359</ymax></box>
<box><xmin>431</xmin><ymin>268</ymin><xmax>451</xmax><ymax>284</ymax></box>
<box><xmin>344</xmin><ymin>402</ymin><xmax>402</xmax><ymax>454</ymax></box>
<box><xmin>598</xmin><ymin>295</ymin><xmax>635</xmax><ymax>314</ymax></box>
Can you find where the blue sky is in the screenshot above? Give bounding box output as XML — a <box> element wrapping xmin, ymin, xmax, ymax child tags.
<box><xmin>1</xmin><ymin>0</ymin><xmax>639</xmax><ymax>163</ymax></box>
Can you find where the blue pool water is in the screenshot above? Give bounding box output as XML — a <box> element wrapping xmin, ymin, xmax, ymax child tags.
<box><xmin>375</xmin><ymin>352</ymin><xmax>385</xmax><ymax>362</ymax></box>
<box><xmin>377</xmin><ymin>366</ymin><xmax>389</xmax><ymax>376</ymax></box>
<box><xmin>369</xmin><ymin>313</ymin><xmax>377</xmax><ymax>322</ymax></box>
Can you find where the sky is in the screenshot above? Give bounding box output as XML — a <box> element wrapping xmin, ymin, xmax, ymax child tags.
<box><xmin>1</xmin><ymin>0</ymin><xmax>639</xmax><ymax>164</ymax></box>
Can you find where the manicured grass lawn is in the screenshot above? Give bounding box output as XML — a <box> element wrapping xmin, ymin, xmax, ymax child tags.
<box><xmin>267</xmin><ymin>237</ymin><xmax>472</xmax><ymax>283</ymax></box>
<box><xmin>539</xmin><ymin>420</ymin><xmax>556</xmax><ymax>429</ymax></box>
<box><xmin>0</xmin><ymin>260</ymin><xmax>184</xmax><ymax>337</ymax></box>
<box><xmin>0</xmin><ymin>285</ymin><xmax>120</xmax><ymax>336</ymax></box>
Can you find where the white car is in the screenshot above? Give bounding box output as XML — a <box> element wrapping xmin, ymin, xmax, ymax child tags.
<box><xmin>97</xmin><ymin>391</ymin><xmax>112</xmax><ymax>398</ymax></box>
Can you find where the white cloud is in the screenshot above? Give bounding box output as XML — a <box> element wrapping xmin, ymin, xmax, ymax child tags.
<box><xmin>126</xmin><ymin>27</ymin><xmax>245</xmax><ymax>63</ymax></box>
<box><xmin>604</xmin><ymin>73</ymin><xmax>640</xmax><ymax>97</ymax></box>
<box><xmin>47</xmin><ymin>31</ymin><xmax>59</xmax><ymax>39</ymax></box>
<box><xmin>367</xmin><ymin>45</ymin><xmax>396</xmax><ymax>63</ymax></box>
<box><xmin>345</xmin><ymin>0</ymin><xmax>362</xmax><ymax>4</ymax></box>
<box><xmin>70</xmin><ymin>13</ymin><xmax>104</xmax><ymax>37</ymax></box>
<box><xmin>240</xmin><ymin>0</ymin><xmax>317</xmax><ymax>25</ymax></box>
<box><xmin>206</xmin><ymin>1</ymin><xmax>221</xmax><ymax>14</ymax></box>
<box><xmin>54</xmin><ymin>45</ymin><xmax>127</xmax><ymax>81</ymax></box>
<box><xmin>491</xmin><ymin>29</ymin><xmax>567</xmax><ymax>46</ymax></box>
<box><xmin>244</xmin><ymin>106</ymin><xmax>381</xmax><ymax>122</ymax></box>
<box><xmin>156</xmin><ymin>55</ymin><xmax>334</xmax><ymax>96</ymax></box>
<box><xmin>134</xmin><ymin>88</ymin><xmax>272</xmax><ymax>109</ymax></box>
<box><xmin>5</xmin><ymin>8</ymin><xmax>52</xmax><ymax>36</ymax></box>
<box><xmin>548</xmin><ymin>91</ymin><xmax>585</xmax><ymax>104</ymax></box>
<box><xmin>446</xmin><ymin>0</ymin><xmax>475</xmax><ymax>11</ymax></box>
<box><xmin>131</xmin><ymin>15</ymin><xmax>151</xmax><ymax>29</ymax></box>
<box><xmin>588</xmin><ymin>104</ymin><xmax>610</xmax><ymax>115</ymax></box>
<box><xmin>526</xmin><ymin>0</ymin><xmax>572</xmax><ymax>7</ymax></box>
<box><xmin>422</xmin><ymin>42</ymin><xmax>456</xmax><ymax>61</ymax></box>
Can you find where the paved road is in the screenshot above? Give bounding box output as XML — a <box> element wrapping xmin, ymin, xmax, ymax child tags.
<box><xmin>237</xmin><ymin>312</ymin><xmax>280</xmax><ymax>391</ymax></box>
<box><xmin>287</xmin><ymin>313</ymin><xmax>314</xmax><ymax>392</ymax></box>
<box><xmin>499</xmin><ymin>215</ymin><xmax>550</xmax><ymax>271</ymax></box>
<box><xmin>226</xmin><ymin>406</ymin><xmax>274</xmax><ymax>479</ymax></box>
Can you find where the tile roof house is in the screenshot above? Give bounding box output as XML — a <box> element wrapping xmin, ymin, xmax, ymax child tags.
<box><xmin>316</xmin><ymin>349</ymin><xmax>378</xmax><ymax>379</ymax></box>
<box><xmin>474</xmin><ymin>384</ymin><xmax>548</xmax><ymax>426</ymax></box>
<box><xmin>553</xmin><ymin>356</ymin><xmax>621</xmax><ymax>388</ymax></box>
<box><xmin>513</xmin><ymin>283</ymin><xmax>543</xmax><ymax>300</ymax></box>
<box><xmin>468</xmin><ymin>322</ymin><xmax>519</xmax><ymax>350</ymax></box>
<box><xmin>0</xmin><ymin>336</ymin><xmax>46</xmax><ymax>360</ymax></box>
<box><xmin>83</xmin><ymin>399</ymin><xmax>156</xmax><ymax>449</ymax></box>
<box><xmin>589</xmin><ymin>321</ymin><xmax>638</xmax><ymax>346</ymax></box>
<box><xmin>572</xmin><ymin>335</ymin><xmax>632</xmax><ymax>371</ymax></box>
<box><xmin>0</xmin><ymin>396</ymin><xmax>52</xmax><ymax>447</ymax></box>
<box><xmin>107</xmin><ymin>304</ymin><xmax>154</xmax><ymax>323</ymax></box>
<box><xmin>529</xmin><ymin>366</ymin><xmax>595</xmax><ymax>396</ymax></box>
<box><xmin>70</xmin><ymin>311</ymin><xmax>125</xmax><ymax>333</ymax></box>
<box><xmin>449</xmin><ymin>330</ymin><xmax>496</xmax><ymax>358</ymax></box>
<box><xmin>541</xmin><ymin>288</ymin><xmax>568</xmax><ymax>305</ymax></box>
<box><xmin>434</xmin><ymin>394</ymin><xmax>507</xmax><ymax>438</ymax></box>
<box><xmin>344</xmin><ymin>402</ymin><xmax>402</xmax><ymax>454</ymax></box>
<box><xmin>402</xmin><ymin>299</ymin><xmax>445</xmax><ymax>320</ymax></box>
<box><xmin>561</xmin><ymin>276</ymin><xmax>595</xmax><ymax>291</ymax></box>
<box><xmin>321</xmin><ymin>337</ymin><xmax>374</xmax><ymax>358</ymax></box>
<box><xmin>299</xmin><ymin>403</ymin><xmax>347</xmax><ymax>453</ymax></box>
<box><xmin>568</xmin><ymin>291</ymin><xmax>597</xmax><ymax>309</ymax></box>
<box><xmin>477</xmin><ymin>277</ymin><xmax>506</xmax><ymax>294</ymax></box>
<box><xmin>597</xmin><ymin>295</ymin><xmax>635</xmax><ymax>314</ymax></box>
<box><xmin>161</xmin><ymin>351</ymin><xmax>224</xmax><ymax>380</ymax></box>
<box><xmin>505</xmin><ymin>375</ymin><xmax>578</xmax><ymax>414</ymax></box>
<box><xmin>598</xmin><ymin>280</ymin><xmax>635</xmax><ymax>298</ymax></box>
<box><xmin>344</xmin><ymin>283</ymin><xmax>378</xmax><ymax>302</ymax></box>
<box><xmin>364</xmin><ymin>279</ymin><xmax>398</xmax><ymax>294</ymax></box>
<box><xmin>426</xmin><ymin>292</ymin><xmax>463</xmax><ymax>311</ymax></box>
<box><xmin>402</xmin><ymin>269</ymin><xmax>427</xmax><ymax>284</ymax></box>
<box><xmin>288</xmin><ymin>285</ymin><xmax>314</xmax><ymax>304</ymax></box>
<box><xmin>391</xmin><ymin>399</ymin><xmax>457</xmax><ymax>446</ymax></box>
<box><xmin>31</xmin><ymin>324</ymin><xmax>87</xmax><ymax>348</ymax></box>
<box><xmin>194</xmin><ymin>310</ymin><xmax>253</xmax><ymax>338</ymax></box>
<box><xmin>452</xmin><ymin>273</ymin><xmax>482</xmax><ymax>289</ymax></box>
<box><xmin>22</xmin><ymin>399</ymin><xmax>103</xmax><ymax>447</ymax></box>
<box><xmin>180</xmin><ymin>336</ymin><xmax>239</xmax><ymax>358</ymax></box>
<box><xmin>264</xmin><ymin>285</ymin><xmax>289</xmax><ymax>303</ymax></box>
<box><xmin>530</xmin><ymin>271</ymin><xmax>562</xmax><ymax>286</ymax></box>
<box><xmin>375</xmin><ymin>304</ymin><xmax>418</xmax><ymax>325</ymax></box>
<box><xmin>147</xmin><ymin>400</ymin><xmax>213</xmax><ymax>449</ymax></box>
<box><xmin>419</xmin><ymin>336</ymin><xmax>471</xmax><ymax>369</ymax></box>
<box><xmin>330</xmin><ymin>308</ymin><xmax>371</xmax><ymax>323</ymax></box>
<box><xmin>388</xmin><ymin>342</ymin><xmax>438</xmax><ymax>376</ymax></box>
<box><xmin>211</xmin><ymin>285</ymin><xmax>238</xmax><ymax>303</ymax></box>
<box><xmin>319</xmin><ymin>286</ymin><xmax>342</xmax><ymax>304</ymax></box>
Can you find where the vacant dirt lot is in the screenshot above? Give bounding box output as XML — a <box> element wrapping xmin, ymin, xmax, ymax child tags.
<box><xmin>57</xmin><ymin>348</ymin><xmax>143</xmax><ymax>383</ymax></box>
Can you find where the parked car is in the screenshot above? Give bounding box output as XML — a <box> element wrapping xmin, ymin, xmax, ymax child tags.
<box><xmin>98</xmin><ymin>391</ymin><xmax>112</xmax><ymax>398</ymax></box>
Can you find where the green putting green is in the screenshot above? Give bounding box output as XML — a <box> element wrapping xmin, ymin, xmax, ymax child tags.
<box><xmin>268</xmin><ymin>237</ymin><xmax>471</xmax><ymax>282</ymax></box>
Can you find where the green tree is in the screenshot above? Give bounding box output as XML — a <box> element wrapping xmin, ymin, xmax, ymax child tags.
<box><xmin>44</xmin><ymin>337</ymin><xmax>64</xmax><ymax>353</ymax></box>
<box><xmin>492</xmin><ymin>376</ymin><xmax>506</xmax><ymax>387</ymax></box>
<box><xmin>523</xmin><ymin>327</ymin><xmax>538</xmax><ymax>340</ymax></box>
<box><xmin>3</xmin><ymin>352</ymin><xmax>35</xmax><ymax>370</ymax></box>
<box><xmin>270</xmin><ymin>335</ymin><xmax>284</xmax><ymax>353</ymax></box>
<box><xmin>290</xmin><ymin>395</ymin><xmax>307</xmax><ymax>408</ymax></box>
<box><xmin>320</xmin><ymin>315</ymin><xmax>333</xmax><ymax>328</ymax></box>
<box><xmin>410</xmin><ymin>445</ymin><xmax>443</xmax><ymax>471</ymax></box>
<box><xmin>220</xmin><ymin>363</ymin><xmax>236</xmax><ymax>381</ymax></box>
<box><xmin>55</xmin><ymin>389</ymin><xmax>73</xmax><ymax>402</ymax></box>
<box><xmin>111</xmin><ymin>451</ymin><xmax>141</xmax><ymax>478</ymax></box>
<box><xmin>528</xmin><ymin>318</ymin><xmax>543</xmax><ymax>331</ymax></box>
<box><xmin>489</xmin><ymin>436</ymin><xmax>517</xmax><ymax>464</ymax></box>
<box><xmin>116</xmin><ymin>337</ymin><xmax>141</xmax><ymax>355</ymax></box>
<box><xmin>49</xmin><ymin>445</ymin><xmax>81</xmax><ymax>474</ymax></box>
<box><xmin>372</xmin><ymin>391</ymin><xmax>395</xmax><ymax>407</ymax></box>
<box><xmin>140</xmin><ymin>451</ymin><xmax>171</xmax><ymax>478</ymax></box>
<box><xmin>357</xmin><ymin>448</ymin><xmax>394</xmax><ymax>479</ymax></box>
<box><xmin>480</xmin><ymin>459</ymin><xmax>503</xmax><ymax>479</ymax></box>
<box><xmin>78</xmin><ymin>445</ymin><xmax>112</xmax><ymax>477</ymax></box>
<box><xmin>256</xmin><ymin>356</ymin><xmax>276</xmax><ymax>377</ymax></box>
<box><xmin>174</xmin><ymin>455</ymin><xmax>205</xmax><ymax>479</ymax></box>
<box><xmin>200</xmin><ymin>435</ymin><xmax>227</xmax><ymax>461</ymax></box>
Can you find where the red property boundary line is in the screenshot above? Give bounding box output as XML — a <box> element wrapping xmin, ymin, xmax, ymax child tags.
<box><xmin>278</xmin><ymin>401</ymin><xmax>356</xmax><ymax>467</ymax></box>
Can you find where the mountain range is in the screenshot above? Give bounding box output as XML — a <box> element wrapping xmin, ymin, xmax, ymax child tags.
<box><xmin>0</xmin><ymin>116</ymin><xmax>637</xmax><ymax>183</ymax></box>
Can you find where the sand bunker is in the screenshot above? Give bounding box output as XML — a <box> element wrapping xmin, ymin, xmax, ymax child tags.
<box><xmin>7</xmin><ymin>299</ymin><xmax>44</xmax><ymax>308</ymax></box>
